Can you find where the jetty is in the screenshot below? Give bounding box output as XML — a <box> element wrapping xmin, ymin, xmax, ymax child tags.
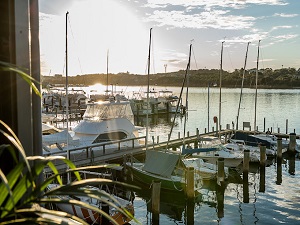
<box><xmin>43</xmin><ymin>127</ymin><xmax>298</xmax><ymax>174</ymax></box>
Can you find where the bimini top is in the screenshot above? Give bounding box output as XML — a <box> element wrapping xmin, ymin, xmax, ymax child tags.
<box><xmin>83</xmin><ymin>98</ymin><xmax>134</xmax><ymax>124</ymax></box>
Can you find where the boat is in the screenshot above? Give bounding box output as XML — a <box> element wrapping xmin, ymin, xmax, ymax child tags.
<box><xmin>125</xmin><ymin>150</ymin><xmax>203</xmax><ymax>192</ymax></box>
<box><xmin>224</xmin><ymin>141</ymin><xmax>261</xmax><ymax>163</ymax></box>
<box><xmin>182</xmin><ymin>157</ymin><xmax>229</xmax><ymax>181</ymax></box>
<box><xmin>42</xmin><ymin>95</ymin><xmax>140</xmax><ymax>157</ymax></box>
<box><xmin>46</xmin><ymin>183</ymin><xmax>134</xmax><ymax>225</ymax></box>
<box><xmin>230</xmin><ymin>131</ymin><xmax>286</xmax><ymax>155</ymax></box>
<box><xmin>182</xmin><ymin>136</ymin><xmax>244</xmax><ymax>168</ymax></box>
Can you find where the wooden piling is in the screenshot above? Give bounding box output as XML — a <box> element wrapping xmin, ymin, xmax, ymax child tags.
<box><xmin>243</xmin><ymin>149</ymin><xmax>250</xmax><ymax>174</ymax></box>
<box><xmin>288</xmin><ymin>133</ymin><xmax>296</xmax><ymax>154</ymax></box>
<box><xmin>259</xmin><ymin>144</ymin><xmax>266</xmax><ymax>192</ymax></box>
<box><xmin>243</xmin><ymin>149</ymin><xmax>250</xmax><ymax>203</ymax></box>
<box><xmin>277</xmin><ymin>137</ymin><xmax>282</xmax><ymax>160</ymax></box>
<box><xmin>151</xmin><ymin>180</ymin><xmax>161</xmax><ymax>216</ymax></box>
<box><xmin>186</xmin><ymin>167</ymin><xmax>195</xmax><ymax>199</ymax></box>
<box><xmin>260</xmin><ymin>144</ymin><xmax>266</xmax><ymax>166</ymax></box>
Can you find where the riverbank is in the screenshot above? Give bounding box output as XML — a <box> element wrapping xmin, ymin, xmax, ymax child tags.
<box><xmin>42</xmin><ymin>67</ymin><xmax>300</xmax><ymax>89</ymax></box>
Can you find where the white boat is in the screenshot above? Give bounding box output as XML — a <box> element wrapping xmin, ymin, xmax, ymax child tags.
<box><xmin>42</xmin><ymin>95</ymin><xmax>140</xmax><ymax>157</ymax></box>
<box><xmin>46</xmin><ymin>183</ymin><xmax>134</xmax><ymax>225</ymax></box>
<box><xmin>224</xmin><ymin>141</ymin><xmax>260</xmax><ymax>163</ymax></box>
<box><xmin>182</xmin><ymin>157</ymin><xmax>229</xmax><ymax>181</ymax></box>
<box><xmin>184</xmin><ymin>137</ymin><xmax>244</xmax><ymax>168</ymax></box>
<box><xmin>125</xmin><ymin>150</ymin><xmax>203</xmax><ymax>192</ymax></box>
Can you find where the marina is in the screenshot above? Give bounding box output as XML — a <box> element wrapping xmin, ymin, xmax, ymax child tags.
<box><xmin>41</xmin><ymin>86</ymin><xmax>300</xmax><ymax>224</ymax></box>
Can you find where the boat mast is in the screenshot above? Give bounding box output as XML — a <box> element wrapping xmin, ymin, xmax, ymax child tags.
<box><xmin>65</xmin><ymin>11</ymin><xmax>70</xmax><ymax>183</ymax></box>
<box><xmin>219</xmin><ymin>41</ymin><xmax>224</xmax><ymax>136</ymax></box>
<box><xmin>146</xmin><ymin>28</ymin><xmax>152</xmax><ymax>151</ymax></box>
<box><xmin>106</xmin><ymin>49</ymin><xmax>109</xmax><ymax>96</ymax></box>
<box><xmin>254</xmin><ymin>40</ymin><xmax>261</xmax><ymax>132</ymax></box>
<box><xmin>208</xmin><ymin>82</ymin><xmax>210</xmax><ymax>132</ymax></box>
<box><xmin>236</xmin><ymin>42</ymin><xmax>250</xmax><ymax>130</ymax></box>
<box><xmin>183</xmin><ymin>44</ymin><xmax>192</xmax><ymax>146</ymax></box>
<box><xmin>65</xmin><ymin>11</ymin><xmax>69</xmax><ymax>142</ymax></box>
<box><xmin>167</xmin><ymin>44</ymin><xmax>192</xmax><ymax>150</ymax></box>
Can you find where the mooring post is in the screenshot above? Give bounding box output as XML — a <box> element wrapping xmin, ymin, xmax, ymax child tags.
<box><xmin>259</xmin><ymin>144</ymin><xmax>266</xmax><ymax>193</ymax></box>
<box><xmin>260</xmin><ymin>144</ymin><xmax>266</xmax><ymax>166</ymax></box>
<box><xmin>288</xmin><ymin>132</ymin><xmax>296</xmax><ymax>154</ymax></box>
<box><xmin>151</xmin><ymin>180</ymin><xmax>161</xmax><ymax>224</ymax></box>
<box><xmin>286</xmin><ymin>119</ymin><xmax>288</xmax><ymax>134</ymax></box>
<box><xmin>157</xmin><ymin>136</ymin><xmax>159</xmax><ymax>144</ymax></box>
<box><xmin>263</xmin><ymin>117</ymin><xmax>266</xmax><ymax>132</ymax></box>
<box><xmin>205</xmin><ymin>128</ymin><xmax>207</xmax><ymax>134</ymax></box>
<box><xmin>277</xmin><ymin>137</ymin><xmax>282</xmax><ymax>160</ymax></box>
<box><xmin>186</xmin><ymin>167</ymin><xmax>195</xmax><ymax>199</ymax></box>
<box><xmin>243</xmin><ymin>149</ymin><xmax>250</xmax><ymax>174</ymax></box>
<box><xmin>187</xmin><ymin>131</ymin><xmax>190</xmax><ymax>137</ymax></box>
<box><xmin>243</xmin><ymin>149</ymin><xmax>250</xmax><ymax>203</ymax></box>
<box><xmin>276</xmin><ymin>139</ymin><xmax>282</xmax><ymax>185</ymax></box>
<box><xmin>217</xmin><ymin>157</ymin><xmax>225</xmax><ymax>186</ymax></box>
<box><xmin>178</xmin><ymin>132</ymin><xmax>180</xmax><ymax>139</ymax></box>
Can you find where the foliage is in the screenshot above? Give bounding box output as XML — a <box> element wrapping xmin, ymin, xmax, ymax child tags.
<box><xmin>41</xmin><ymin>67</ymin><xmax>300</xmax><ymax>88</ymax></box>
<box><xmin>0</xmin><ymin>61</ymin><xmax>140</xmax><ymax>224</ymax></box>
<box><xmin>0</xmin><ymin>120</ymin><xmax>138</xmax><ymax>224</ymax></box>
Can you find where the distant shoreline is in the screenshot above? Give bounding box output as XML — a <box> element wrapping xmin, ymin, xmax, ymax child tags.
<box><xmin>42</xmin><ymin>68</ymin><xmax>300</xmax><ymax>89</ymax></box>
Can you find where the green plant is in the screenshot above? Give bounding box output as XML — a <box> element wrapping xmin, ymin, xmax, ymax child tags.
<box><xmin>0</xmin><ymin>61</ymin><xmax>140</xmax><ymax>224</ymax></box>
<box><xmin>0</xmin><ymin>120</ymin><xmax>138</xmax><ymax>224</ymax></box>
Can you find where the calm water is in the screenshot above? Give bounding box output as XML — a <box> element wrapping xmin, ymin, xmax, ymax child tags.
<box><xmin>80</xmin><ymin>85</ymin><xmax>300</xmax><ymax>224</ymax></box>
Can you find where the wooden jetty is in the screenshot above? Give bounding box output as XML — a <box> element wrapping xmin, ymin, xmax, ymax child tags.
<box><xmin>44</xmin><ymin>127</ymin><xmax>296</xmax><ymax>173</ymax></box>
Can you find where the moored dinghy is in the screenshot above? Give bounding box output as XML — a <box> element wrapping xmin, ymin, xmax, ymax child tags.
<box><xmin>46</xmin><ymin>183</ymin><xmax>134</xmax><ymax>225</ymax></box>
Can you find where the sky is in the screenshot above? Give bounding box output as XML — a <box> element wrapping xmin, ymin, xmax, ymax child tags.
<box><xmin>39</xmin><ymin>0</ymin><xmax>300</xmax><ymax>76</ymax></box>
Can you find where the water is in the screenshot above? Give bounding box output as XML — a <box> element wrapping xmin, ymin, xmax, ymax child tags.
<box><xmin>70</xmin><ymin>85</ymin><xmax>300</xmax><ymax>224</ymax></box>
<box><xmin>126</xmin><ymin>86</ymin><xmax>300</xmax><ymax>225</ymax></box>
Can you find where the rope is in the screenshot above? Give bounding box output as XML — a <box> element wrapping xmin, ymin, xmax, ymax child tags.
<box><xmin>67</xmin><ymin>15</ymin><xmax>84</xmax><ymax>75</ymax></box>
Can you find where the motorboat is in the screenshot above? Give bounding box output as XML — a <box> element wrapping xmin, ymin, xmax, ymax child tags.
<box><xmin>182</xmin><ymin>136</ymin><xmax>244</xmax><ymax>168</ymax></box>
<box><xmin>42</xmin><ymin>95</ymin><xmax>140</xmax><ymax>157</ymax></box>
<box><xmin>182</xmin><ymin>157</ymin><xmax>229</xmax><ymax>181</ymax></box>
<box><xmin>46</xmin><ymin>183</ymin><xmax>134</xmax><ymax>225</ymax></box>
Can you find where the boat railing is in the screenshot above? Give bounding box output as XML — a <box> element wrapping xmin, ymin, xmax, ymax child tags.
<box><xmin>43</xmin><ymin>135</ymin><xmax>147</xmax><ymax>170</ymax></box>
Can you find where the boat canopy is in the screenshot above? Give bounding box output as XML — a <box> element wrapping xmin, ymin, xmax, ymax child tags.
<box><xmin>83</xmin><ymin>101</ymin><xmax>134</xmax><ymax>124</ymax></box>
<box><xmin>143</xmin><ymin>150</ymin><xmax>180</xmax><ymax>178</ymax></box>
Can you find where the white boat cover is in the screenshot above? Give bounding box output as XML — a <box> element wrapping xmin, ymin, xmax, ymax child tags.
<box><xmin>143</xmin><ymin>150</ymin><xmax>180</xmax><ymax>178</ymax></box>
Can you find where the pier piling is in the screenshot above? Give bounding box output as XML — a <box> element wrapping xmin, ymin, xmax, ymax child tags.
<box><xmin>288</xmin><ymin>133</ymin><xmax>296</xmax><ymax>154</ymax></box>
<box><xmin>151</xmin><ymin>180</ymin><xmax>161</xmax><ymax>224</ymax></box>
<box><xmin>277</xmin><ymin>137</ymin><xmax>282</xmax><ymax>160</ymax></box>
<box><xmin>243</xmin><ymin>150</ymin><xmax>250</xmax><ymax>203</ymax></box>
<box><xmin>259</xmin><ymin>144</ymin><xmax>266</xmax><ymax>192</ymax></box>
<box><xmin>186</xmin><ymin>167</ymin><xmax>195</xmax><ymax>199</ymax></box>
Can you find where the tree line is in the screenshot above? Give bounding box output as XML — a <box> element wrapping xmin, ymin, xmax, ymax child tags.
<box><xmin>42</xmin><ymin>67</ymin><xmax>300</xmax><ymax>89</ymax></box>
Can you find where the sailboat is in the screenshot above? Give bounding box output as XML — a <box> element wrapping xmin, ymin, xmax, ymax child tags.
<box><xmin>125</xmin><ymin>32</ymin><xmax>203</xmax><ymax>193</ymax></box>
<box><xmin>230</xmin><ymin>40</ymin><xmax>289</xmax><ymax>156</ymax></box>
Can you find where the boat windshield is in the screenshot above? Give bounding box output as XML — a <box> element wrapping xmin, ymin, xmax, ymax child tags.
<box><xmin>83</xmin><ymin>101</ymin><xmax>134</xmax><ymax>123</ymax></box>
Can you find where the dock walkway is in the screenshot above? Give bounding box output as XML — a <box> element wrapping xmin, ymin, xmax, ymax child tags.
<box><xmin>44</xmin><ymin>129</ymin><xmax>295</xmax><ymax>173</ymax></box>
